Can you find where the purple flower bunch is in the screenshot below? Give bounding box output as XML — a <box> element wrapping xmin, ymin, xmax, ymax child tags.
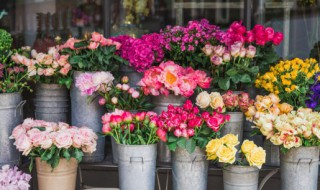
<box><xmin>0</xmin><ymin>165</ymin><xmax>31</xmax><ymax>190</ymax></box>
<box><xmin>161</xmin><ymin>19</ymin><xmax>219</xmax><ymax>53</ymax></box>
<box><xmin>307</xmin><ymin>73</ymin><xmax>320</xmax><ymax>110</ymax></box>
<box><xmin>112</xmin><ymin>34</ymin><xmax>165</xmax><ymax>72</ymax></box>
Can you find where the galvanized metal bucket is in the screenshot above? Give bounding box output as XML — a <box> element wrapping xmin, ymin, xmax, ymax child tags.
<box><xmin>220</xmin><ymin>112</ymin><xmax>244</xmax><ymax>159</ymax></box>
<box><xmin>34</xmin><ymin>83</ymin><xmax>69</xmax><ymax>123</ymax></box>
<box><xmin>118</xmin><ymin>144</ymin><xmax>157</xmax><ymax>190</ymax></box>
<box><xmin>119</xmin><ymin>64</ymin><xmax>143</xmax><ymax>88</ymax></box>
<box><xmin>243</xmin><ymin>119</ymin><xmax>264</xmax><ymax>148</ymax></box>
<box><xmin>71</xmin><ymin>71</ymin><xmax>105</xmax><ymax>163</ymax></box>
<box><xmin>0</xmin><ymin>93</ymin><xmax>25</xmax><ymax>167</ymax></box>
<box><xmin>281</xmin><ymin>146</ymin><xmax>319</xmax><ymax>190</ymax></box>
<box><xmin>263</xmin><ymin>140</ymin><xmax>280</xmax><ymax>167</ymax></box>
<box><xmin>223</xmin><ymin>165</ymin><xmax>278</xmax><ymax>190</ymax></box>
<box><xmin>172</xmin><ymin>147</ymin><xmax>208</xmax><ymax>190</ymax></box>
<box><xmin>152</xmin><ymin>94</ymin><xmax>186</xmax><ymax>164</ymax></box>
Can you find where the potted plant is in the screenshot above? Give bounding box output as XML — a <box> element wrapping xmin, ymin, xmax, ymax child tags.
<box><xmin>0</xmin><ymin>165</ymin><xmax>31</xmax><ymax>190</ymax></box>
<box><xmin>155</xmin><ymin>100</ymin><xmax>229</xmax><ymax>190</ymax></box>
<box><xmin>203</xmin><ymin>21</ymin><xmax>283</xmax><ymax>91</ymax></box>
<box><xmin>138</xmin><ymin>60</ymin><xmax>212</xmax><ymax>163</ymax></box>
<box><xmin>246</xmin><ymin>93</ymin><xmax>320</xmax><ymax>190</ymax></box>
<box><xmin>0</xmin><ymin>29</ymin><xmax>30</xmax><ymax>167</ymax></box>
<box><xmin>101</xmin><ymin>110</ymin><xmax>159</xmax><ymax>190</ymax></box>
<box><xmin>12</xmin><ymin>46</ymin><xmax>72</xmax><ymax>122</ymax></box>
<box><xmin>10</xmin><ymin>118</ymin><xmax>97</xmax><ymax>190</ymax></box>
<box><xmin>111</xmin><ymin>33</ymin><xmax>165</xmax><ymax>87</ymax></box>
<box><xmin>206</xmin><ymin>134</ymin><xmax>277</xmax><ymax>190</ymax></box>
<box><xmin>60</xmin><ymin>32</ymin><xmax>127</xmax><ymax>162</ymax></box>
<box><xmin>196</xmin><ymin>90</ymin><xmax>254</xmax><ymax>159</ymax></box>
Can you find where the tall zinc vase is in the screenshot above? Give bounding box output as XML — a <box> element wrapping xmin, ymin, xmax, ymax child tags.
<box><xmin>0</xmin><ymin>93</ymin><xmax>25</xmax><ymax>167</ymax></box>
<box><xmin>119</xmin><ymin>64</ymin><xmax>143</xmax><ymax>88</ymax></box>
<box><xmin>118</xmin><ymin>144</ymin><xmax>157</xmax><ymax>190</ymax></box>
<box><xmin>172</xmin><ymin>147</ymin><xmax>208</xmax><ymax>190</ymax></box>
<box><xmin>71</xmin><ymin>71</ymin><xmax>105</xmax><ymax>163</ymax></box>
<box><xmin>263</xmin><ymin>140</ymin><xmax>280</xmax><ymax>166</ymax></box>
<box><xmin>223</xmin><ymin>165</ymin><xmax>278</xmax><ymax>190</ymax></box>
<box><xmin>281</xmin><ymin>146</ymin><xmax>319</xmax><ymax>190</ymax></box>
<box><xmin>36</xmin><ymin>158</ymin><xmax>78</xmax><ymax>190</ymax></box>
<box><xmin>34</xmin><ymin>83</ymin><xmax>69</xmax><ymax>123</ymax></box>
<box><xmin>152</xmin><ymin>94</ymin><xmax>186</xmax><ymax>164</ymax></box>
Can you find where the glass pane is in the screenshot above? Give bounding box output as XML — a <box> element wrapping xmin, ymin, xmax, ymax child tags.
<box><xmin>110</xmin><ymin>0</ymin><xmax>246</xmax><ymax>37</ymax></box>
<box><xmin>0</xmin><ymin>0</ymin><xmax>104</xmax><ymax>49</ymax></box>
<box><xmin>253</xmin><ymin>0</ymin><xmax>320</xmax><ymax>59</ymax></box>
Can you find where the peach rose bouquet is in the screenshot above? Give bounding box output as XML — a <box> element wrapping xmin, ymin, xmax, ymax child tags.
<box><xmin>12</xmin><ymin>46</ymin><xmax>72</xmax><ymax>88</ymax></box>
<box><xmin>138</xmin><ymin>61</ymin><xmax>212</xmax><ymax>98</ymax></box>
<box><xmin>60</xmin><ymin>32</ymin><xmax>128</xmax><ymax>76</ymax></box>
<box><xmin>206</xmin><ymin>134</ymin><xmax>266</xmax><ymax>168</ymax></box>
<box><xmin>10</xmin><ymin>118</ymin><xmax>97</xmax><ymax>171</ymax></box>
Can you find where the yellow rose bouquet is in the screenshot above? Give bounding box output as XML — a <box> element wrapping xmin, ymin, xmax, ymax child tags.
<box><xmin>206</xmin><ymin>134</ymin><xmax>266</xmax><ymax>168</ymax></box>
<box><xmin>255</xmin><ymin>58</ymin><xmax>320</xmax><ymax>110</ymax></box>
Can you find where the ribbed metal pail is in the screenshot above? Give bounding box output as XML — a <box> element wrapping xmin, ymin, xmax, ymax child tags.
<box><xmin>172</xmin><ymin>147</ymin><xmax>208</xmax><ymax>190</ymax></box>
<box><xmin>71</xmin><ymin>71</ymin><xmax>105</xmax><ymax>163</ymax></box>
<box><xmin>152</xmin><ymin>94</ymin><xmax>186</xmax><ymax>164</ymax></box>
<box><xmin>0</xmin><ymin>93</ymin><xmax>25</xmax><ymax>167</ymax></box>
<box><xmin>34</xmin><ymin>83</ymin><xmax>69</xmax><ymax>122</ymax></box>
<box><xmin>118</xmin><ymin>144</ymin><xmax>157</xmax><ymax>190</ymax></box>
<box><xmin>281</xmin><ymin>146</ymin><xmax>319</xmax><ymax>190</ymax></box>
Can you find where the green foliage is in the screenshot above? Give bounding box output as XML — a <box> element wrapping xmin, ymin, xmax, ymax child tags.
<box><xmin>0</xmin><ymin>29</ymin><xmax>13</xmax><ymax>52</ymax></box>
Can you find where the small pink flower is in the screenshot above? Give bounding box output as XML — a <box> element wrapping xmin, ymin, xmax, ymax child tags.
<box><xmin>43</xmin><ymin>68</ymin><xmax>54</xmax><ymax>76</ymax></box>
<box><xmin>213</xmin><ymin>45</ymin><xmax>225</xmax><ymax>57</ymax></box>
<box><xmin>14</xmin><ymin>134</ymin><xmax>32</xmax><ymax>156</ymax></box>
<box><xmin>210</xmin><ymin>55</ymin><xmax>223</xmax><ymax>66</ymax></box>
<box><xmin>100</xmin><ymin>38</ymin><xmax>113</xmax><ymax>46</ymax></box>
<box><xmin>110</xmin><ymin>115</ymin><xmax>123</xmax><ymax>126</ymax></box>
<box><xmin>102</xmin><ymin>123</ymin><xmax>112</xmax><ymax>134</ymax></box>
<box><xmin>54</xmin><ymin>131</ymin><xmax>73</xmax><ymax>149</ymax></box>
<box><xmin>128</xmin><ymin>88</ymin><xmax>135</xmax><ymax>94</ymax></box>
<box><xmin>174</xmin><ymin>129</ymin><xmax>182</xmax><ymax>137</ymax></box>
<box><xmin>202</xmin><ymin>44</ymin><xmax>214</xmax><ymax>56</ymax></box>
<box><xmin>223</xmin><ymin>53</ymin><xmax>231</xmax><ymax>62</ymax></box>
<box><xmin>156</xmin><ymin>128</ymin><xmax>167</xmax><ymax>142</ymax></box>
<box><xmin>122</xmin><ymin>111</ymin><xmax>133</xmax><ymax>123</ymax></box>
<box><xmin>135</xmin><ymin>112</ymin><xmax>146</xmax><ymax>121</ymax></box>
<box><xmin>132</xmin><ymin>91</ymin><xmax>140</xmax><ymax>98</ymax></box>
<box><xmin>273</xmin><ymin>32</ymin><xmax>284</xmax><ymax>46</ymax></box>
<box><xmin>230</xmin><ymin>41</ymin><xmax>243</xmax><ymax>57</ymax></box>
<box><xmin>91</xmin><ymin>32</ymin><xmax>103</xmax><ymax>42</ymax></box>
<box><xmin>246</xmin><ymin>45</ymin><xmax>256</xmax><ymax>58</ymax></box>
<box><xmin>99</xmin><ymin>98</ymin><xmax>106</xmax><ymax>105</ymax></box>
<box><xmin>122</xmin><ymin>84</ymin><xmax>130</xmax><ymax>91</ymax></box>
<box><xmin>88</xmin><ymin>41</ymin><xmax>99</xmax><ymax>50</ymax></box>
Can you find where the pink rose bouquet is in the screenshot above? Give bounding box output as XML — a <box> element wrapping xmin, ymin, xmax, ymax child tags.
<box><xmin>61</xmin><ymin>32</ymin><xmax>128</xmax><ymax>74</ymax></box>
<box><xmin>76</xmin><ymin>72</ymin><xmax>153</xmax><ymax>111</ymax></box>
<box><xmin>195</xmin><ymin>90</ymin><xmax>254</xmax><ymax>113</ymax></box>
<box><xmin>138</xmin><ymin>61</ymin><xmax>212</xmax><ymax>97</ymax></box>
<box><xmin>0</xmin><ymin>165</ymin><xmax>31</xmax><ymax>190</ymax></box>
<box><xmin>10</xmin><ymin>118</ymin><xmax>97</xmax><ymax>171</ymax></box>
<box><xmin>155</xmin><ymin>100</ymin><xmax>230</xmax><ymax>153</ymax></box>
<box><xmin>101</xmin><ymin>110</ymin><xmax>159</xmax><ymax>145</ymax></box>
<box><xmin>161</xmin><ymin>19</ymin><xmax>220</xmax><ymax>68</ymax></box>
<box><xmin>112</xmin><ymin>33</ymin><xmax>166</xmax><ymax>72</ymax></box>
<box><xmin>12</xmin><ymin>46</ymin><xmax>73</xmax><ymax>88</ymax></box>
<box><xmin>207</xmin><ymin>21</ymin><xmax>283</xmax><ymax>91</ymax></box>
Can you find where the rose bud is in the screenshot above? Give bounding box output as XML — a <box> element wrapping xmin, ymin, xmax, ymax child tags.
<box><xmin>174</xmin><ymin>129</ymin><xmax>182</xmax><ymax>137</ymax></box>
<box><xmin>116</xmin><ymin>84</ymin><xmax>122</xmax><ymax>89</ymax></box>
<box><xmin>121</xmin><ymin>76</ymin><xmax>129</xmax><ymax>84</ymax></box>
<box><xmin>201</xmin><ymin>111</ymin><xmax>210</xmax><ymax>120</ymax></box>
<box><xmin>213</xmin><ymin>45</ymin><xmax>225</xmax><ymax>57</ymax></box>
<box><xmin>128</xmin><ymin>88</ymin><xmax>135</xmax><ymax>94</ymax></box>
<box><xmin>110</xmin><ymin>115</ymin><xmax>122</xmax><ymax>126</ymax></box>
<box><xmin>202</xmin><ymin>44</ymin><xmax>214</xmax><ymax>56</ymax></box>
<box><xmin>187</xmin><ymin>129</ymin><xmax>195</xmax><ymax>137</ymax></box>
<box><xmin>102</xmin><ymin>123</ymin><xmax>111</xmax><ymax>134</ymax></box>
<box><xmin>223</xmin><ymin>53</ymin><xmax>231</xmax><ymax>62</ymax></box>
<box><xmin>135</xmin><ymin>112</ymin><xmax>146</xmax><ymax>121</ymax></box>
<box><xmin>132</xmin><ymin>91</ymin><xmax>140</xmax><ymax>98</ymax></box>
<box><xmin>129</xmin><ymin>124</ymin><xmax>135</xmax><ymax>132</ymax></box>
<box><xmin>122</xmin><ymin>111</ymin><xmax>133</xmax><ymax>123</ymax></box>
<box><xmin>98</xmin><ymin>98</ymin><xmax>106</xmax><ymax>105</ymax></box>
<box><xmin>239</xmin><ymin>47</ymin><xmax>246</xmax><ymax>58</ymax></box>
<box><xmin>122</xmin><ymin>84</ymin><xmax>130</xmax><ymax>91</ymax></box>
<box><xmin>149</xmin><ymin>118</ymin><xmax>158</xmax><ymax>128</ymax></box>
<box><xmin>182</xmin><ymin>129</ymin><xmax>189</xmax><ymax>138</ymax></box>
<box><xmin>157</xmin><ymin>128</ymin><xmax>167</xmax><ymax>142</ymax></box>
<box><xmin>111</xmin><ymin>97</ymin><xmax>118</xmax><ymax>105</ymax></box>
<box><xmin>246</xmin><ymin>45</ymin><xmax>256</xmax><ymax>58</ymax></box>
<box><xmin>210</xmin><ymin>55</ymin><xmax>223</xmax><ymax>66</ymax></box>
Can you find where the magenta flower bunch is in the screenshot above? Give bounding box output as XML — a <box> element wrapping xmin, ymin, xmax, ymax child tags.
<box><xmin>160</xmin><ymin>19</ymin><xmax>220</xmax><ymax>68</ymax></box>
<box><xmin>0</xmin><ymin>165</ymin><xmax>31</xmax><ymax>190</ymax></box>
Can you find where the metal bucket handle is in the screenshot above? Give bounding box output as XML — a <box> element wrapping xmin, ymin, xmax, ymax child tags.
<box><xmin>295</xmin><ymin>158</ymin><xmax>318</xmax><ymax>172</ymax></box>
<box><xmin>258</xmin><ymin>168</ymin><xmax>279</xmax><ymax>190</ymax></box>
<box><xmin>130</xmin><ymin>157</ymin><xmax>144</xmax><ymax>171</ymax></box>
<box><xmin>15</xmin><ymin>100</ymin><xmax>26</xmax><ymax>120</ymax></box>
<box><xmin>191</xmin><ymin>154</ymin><xmax>207</xmax><ymax>170</ymax></box>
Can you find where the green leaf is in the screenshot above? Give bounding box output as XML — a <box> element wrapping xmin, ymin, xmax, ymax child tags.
<box><xmin>250</xmin><ymin>66</ymin><xmax>259</xmax><ymax>74</ymax></box>
<box><xmin>177</xmin><ymin>138</ymin><xmax>187</xmax><ymax>148</ymax></box>
<box><xmin>29</xmin><ymin>157</ymin><xmax>34</xmax><ymax>172</ymax></box>
<box><xmin>200</xmin><ymin>127</ymin><xmax>211</xmax><ymax>136</ymax></box>
<box><xmin>74</xmin><ymin>40</ymin><xmax>88</xmax><ymax>48</ymax></box>
<box><xmin>168</xmin><ymin>142</ymin><xmax>177</xmax><ymax>151</ymax></box>
<box><xmin>226</xmin><ymin>68</ymin><xmax>238</xmax><ymax>76</ymax></box>
<box><xmin>63</xmin><ymin>149</ymin><xmax>71</xmax><ymax>160</ymax></box>
<box><xmin>168</xmin><ymin>136</ymin><xmax>178</xmax><ymax>143</ymax></box>
<box><xmin>41</xmin><ymin>146</ymin><xmax>56</xmax><ymax>161</ymax></box>
<box><xmin>137</xmin><ymin>135</ymin><xmax>146</xmax><ymax>145</ymax></box>
<box><xmin>240</xmin><ymin>74</ymin><xmax>251</xmax><ymax>83</ymax></box>
<box><xmin>185</xmin><ymin>139</ymin><xmax>196</xmax><ymax>154</ymax></box>
<box><xmin>218</xmin><ymin>78</ymin><xmax>230</xmax><ymax>91</ymax></box>
<box><xmin>73</xmin><ymin>148</ymin><xmax>84</xmax><ymax>162</ymax></box>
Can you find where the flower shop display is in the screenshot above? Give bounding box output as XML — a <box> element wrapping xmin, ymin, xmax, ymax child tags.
<box><xmin>156</xmin><ymin>100</ymin><xmax>229</xmax><ymax>190</ymax></box>
<box><xmin>204</xmin><ymin>21</ymin><xmax>283</xmax><ymax>91</ymax></box>
<box><xmin>0</xmin><ymin>30</ymin><xmax>29</xmax><ymax>167</ymax></box>
<box><xmin>160</xmin><ymin>19</ymin><xmax>219</xmax><ymax>68</ymax></box>
<box><xmin>12</xmin><ymin>46</ymin><xmax>72</xmax><ymax>122</ymax></box>
<box><xmin>10</xmin><ymin>118</ymin><xmax>97</xmax><ymax>190</ymax></box>
<box><xmin>0</xmin><ymin>165</ymin><xmax>31</xmax><ymax>190</ymax></box>
<box><xmin>101</xmin><ymin>110</ymin><xmax>159</xmax><ymax>190</ymax></box>
<box><xmin>206</xmin><ymin>135</ymin><xmax>278</xmax><ymax>190</ymax></box>
<box><xmin>255</xmin><ymin>58</ymin><xmax>320</xmax><ymax>110</ymax></box>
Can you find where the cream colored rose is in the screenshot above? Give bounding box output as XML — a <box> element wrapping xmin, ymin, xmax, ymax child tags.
<box><xmin>283</xmin><ymin>135</ymin><xmax>302</xmax><ymax>149</ymax></box>
<box><xmin>280</xmin><ymin>103</ymin><xmax>293</xmax><ymax>114</ymax></box>
<box><xmin>269</xmin><ymin>105</ymin><xmax>280</xmax><ymax>115</ymax></box>
<box><xmin>261</xmin><ymin>96</ymin><xmax>272</xmax><ymax>108</ymax></box>
<box><xmin>216</xmin><ymin>145</ymin><xmax>237</xmax><ymax>164</ymax></box>
<box><xmin>196</xmin><ymin>91</ymin><xmax>211</xmax><ymax>109</ymax></box>
<box><xmin>245</xmin><ymin>106</ymin><xmax>256</xmax><ymax>121</ymax></box>
<box><xmin>241</xmin><ymin>140</ymin><xmax>257</xmax><ymax>154</ymax></box>
<box><xmin>246</xmin><ymin>147</ymin><xmax>266</xmax><ymax>169</ymax></box>
<box><xmin>221</xmin><ymin>134</ymin><xmax>239</xmax><ymax>147</ymax></box>
<box><xmin>270</xmin><ymin>133</ymin><xmax>283</xmax><ymax>145</ymax></box>
<box><xmin>312</xmin><ymin>126</ymin><xmax>320</xmax><ymax>139</ymax></box>
<box><xmin>268</xmin><ymin>93</ymin><xmax>280</xmax><ymax>104</ymax></box>
<box><xmin>206</xmin><ymin>138</ymin><xmax>223</xmax><ymax>160</ymax></box>
<box><xmin>209</xmin><ymin>92</ymin><xmax>225</xmax><ymax>110</ymax></box>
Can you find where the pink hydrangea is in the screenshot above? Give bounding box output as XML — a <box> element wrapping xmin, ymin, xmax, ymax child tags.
<box><xmin>0</xmin><ymin>165</ymin><xmax>31</xmax><ymax>190</ymax></box>
<box><xmin>75</xmin><ymin>72</ymin><xmax>114</xmax><ymax>96</ymax></box>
